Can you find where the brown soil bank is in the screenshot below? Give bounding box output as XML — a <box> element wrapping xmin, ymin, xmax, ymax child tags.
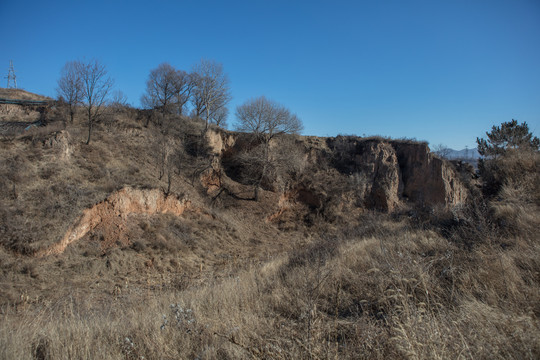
<box><xmin>323</xmin><ymin>137</ymin><xmax>469</xmax><ymax>210</ymax></box>
<box><xmin>211</xmin><ymin>130</ymin><xmax>469</xmax><ymax>213</ymax></box>
<box><xmin>35</xmin><ymin>187</ymin><xmax>191</xmax><ymax>257</ymax></box>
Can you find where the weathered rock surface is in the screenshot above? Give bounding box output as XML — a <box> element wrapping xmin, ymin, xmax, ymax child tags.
<box><xmin>325</xmin><ymin>136</ymin><xmax>468</xmax><ymax>211</ymax></box>
<box><xmin>393</xmin><ymin>142</ymin><xmax>468</xmax><ymax>207</ymax></box>
<box><xmin>206</xmin><ymin>130</ymin><xmax>468</xmax><ymax>213</ymax></box>
<box><xmin>205</xmin><ymin>129</ymin><xmax>236</xmax><ymax>156</ymax></box>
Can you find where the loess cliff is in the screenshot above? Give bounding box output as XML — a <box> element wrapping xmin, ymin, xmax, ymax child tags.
<box><xmin>206</xmin><ymin>130</ymin><xmax>469</xmax><ymax>215</ymax></box>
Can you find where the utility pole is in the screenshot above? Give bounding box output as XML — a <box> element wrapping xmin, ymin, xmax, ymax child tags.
<box><xmin>5</xmin><ymin>60</ymin><xmax>17</xmax><ymax>89</ymax></box>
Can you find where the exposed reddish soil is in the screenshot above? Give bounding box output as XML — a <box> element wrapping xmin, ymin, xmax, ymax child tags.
<box><xmin>35</xmin><ymin>187</ymin><xmax>191</xmax><ymax>257</ymax></box>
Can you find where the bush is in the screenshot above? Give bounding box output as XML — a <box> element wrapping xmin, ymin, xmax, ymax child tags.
<box><xmin>477</xmin><ymin>120</ymin><xmax>540</xmax><ymax>197</ymax></box>
<box><xmin>479</xmin><ymin>149</ymin><xmax>540</xmax><ymax>198</ymax></box>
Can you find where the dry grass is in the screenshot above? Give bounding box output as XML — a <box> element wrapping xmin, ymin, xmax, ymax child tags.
<box><xmin>0</xmin><ymin>88</ymin><xmax>52</xmax><ymax>101</ymax></box>
<box><xmin>2</xmin><ymin>212</ymin><xmax>538</xmax><ymax>359</ymax></box>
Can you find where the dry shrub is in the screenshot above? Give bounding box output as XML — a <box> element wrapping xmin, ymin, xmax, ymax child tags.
<box><xmin>491</xmin><ymin>179</ymin><xmax>540</xmax><ymax>238</ymax></box>
<box><xmin>479</xmin><ymin>149</ymin><xmax>540</xmax><ymax>198</ymax></box>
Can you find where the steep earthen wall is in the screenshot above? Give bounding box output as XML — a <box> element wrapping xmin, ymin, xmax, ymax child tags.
<box><xmin>392</xmin><ymin>142</ymin><xmax>468</xmax><ymax>207</ymax></box>
<box><xmin>202</xmin><ymin>131</ymin><xmax>468</xmax><ymax>212</ymax></box>
<box><xmin>305</xmin><ymin>136</ymin><xmax>467</xmax><ymax>211</ymax></box>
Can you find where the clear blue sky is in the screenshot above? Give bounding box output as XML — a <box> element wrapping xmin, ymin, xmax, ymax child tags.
<box><xmin>1</xmin><ymin>0</ymin><xmax>539</xmax><ymax>149</ymax></box>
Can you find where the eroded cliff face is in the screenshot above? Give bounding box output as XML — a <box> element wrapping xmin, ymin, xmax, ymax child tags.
<box><xmin>324</xmin><ymin>137</ymin><xmax>468</xmax><ymax>211</ymax></box>
<box><xmin>205</xmin><ymin>130</ymin><xmax>468</xmax><ymax>213</ymax></box>
<box><xmin>39</xmin><ymin>133</ymin><xmax>468</xmax><ymax>256</ymax></box>
<box><xmin>357</xmin><ymin>141</ymin><xmax>402</xmax><ymax>211</ymax></box>
<box><xmin>205</xmin><ymin>129</ymin><xmax>236</xmax><ymax>156</ymax></box>
<box><xmin>393</xmin><ymin>142</ymin><xmax>468</xmax><ymax>207</ymax></box>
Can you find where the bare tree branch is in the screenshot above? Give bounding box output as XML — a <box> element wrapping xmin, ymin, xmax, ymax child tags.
<box><xmin>234</xmin><ymin>96</ymin><xmax>304</xmax><ymax>200</ymax></box>
<box><xmin>57</xmin><ymin>61</ymin><xmax>83</xmax><ymax>124</ymax></box>
<box><xmin>76</xmin><ymin>59</ymin><xmax>114</xmax><ymax>144</ymax></box>
<box><xmin>191</xmin><ymin>59</ymin><xmax>232</xmax><ymax>131</ymax></box>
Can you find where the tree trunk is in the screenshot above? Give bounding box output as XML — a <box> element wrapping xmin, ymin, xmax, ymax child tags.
<box><xmin>166</xmin><ymin>168</ymin><xmax>172</xmax><ymax>196</ymax></box>
<box><xmin>205</xmin><ymin>106</ymin><xmax>210</xmax><ymax>132</ymax></box>
<box><xmin>86</xmin><ymin>108</ymin><xmax>92</xmax><ymax>145</ymax></box>
<box><xmin>145</xmin><ymin>113</ymin><xmax>151</xmax><ymax>127</ymax></box>
<box><xmin>69</xmin><ymin>105</ymin><xmax>74</xmax><ymax>123</ymax></box>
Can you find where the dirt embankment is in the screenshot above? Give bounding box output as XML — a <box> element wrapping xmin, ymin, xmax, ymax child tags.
<box><xmin>393</xmin><ymin>141</ymin><xmax>468</xmax><ymax>207</ymax></box>
<box><xmin>35</xmin><ymin>187</ymin><xmax>191</xmax><ymax>257</ymax></box>
<box><xmin>205</xmin><ymin>130</ymin><xmax>469</xmax><ymax>215</ymax></box>
<box><xmin>43</xmin><ymin>131</ymin><xmax>468</xmax><ymax>256</ymax></box>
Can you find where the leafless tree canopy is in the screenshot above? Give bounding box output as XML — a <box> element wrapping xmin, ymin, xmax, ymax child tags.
<box><xmin>76</xmin><ymin>59</ymin><xmax>114</xmax><ymax>144</ymax></box>
<box><xmin>233</xmin><ymin>96</ymin><xmax>304</xmax><ymax>200</ymax></box>
<box><xmin>432</xmin><ymin>143</ymin><xmax>451</xmax><ymax>159</ymax></box>
<box><xmin>57</xmin><ymin>61</ymin><xmax>83</xmax><ymax>123</ymax></box>
<box><xmin>111</xmin><ymin>90</ymin><xmax>128</xmax><ymax>106</ymax></box>
<box><xmin>211</xmin><ymin>106</ymin><xmax>229</xmax><ymax>128</ymax></box>
<box><xmin>235</xmin><ymin>96</ymin><xmax>303</xmax><ymax>143</ymax></box>
<box><xmin>191</xmin><ymin>59</ymin><xmax>232</xmax><ymax>130</ymax></box>
<box><xmin>141</xmin><ymin>63</ymin><xmax>194</xmax><ymax>116</ymax></box>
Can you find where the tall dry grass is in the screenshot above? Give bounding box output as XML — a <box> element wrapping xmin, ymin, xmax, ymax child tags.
<box><xmin>2</xmin><ymin>209</ymin><xmax>538</xmax><ymax>359</ymax></box>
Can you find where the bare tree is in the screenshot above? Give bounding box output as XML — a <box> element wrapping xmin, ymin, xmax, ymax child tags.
<box><xmin>57</xmin><ymin>61</ymin><xmax>83</xmax><ymax>124</ymax></box>
<box><xmin>212</xmin><ymin>106</ymin><xmax>229</xmax><ymax>128</ymax></box>
<box><xmin>174</xmin><ymin>70</ymin><xmax>195</xmax><ymax>115</ymax></box>
<box><xmin>110</xmin><ymin>90</ymin><xmax>129</xmax><ymax>112</ymax></box>
<box><xmin>77</xmin><ymin>59</ymin><xmax>114</xmax><ymax>144</ymax></box>
<box><xmin>156</xmin><ymin>132</ymin><xmax>178</xmax><ymax>195</ymax></box>
<box><xmin>191</xmin><ymin>59</ymin><xmax>232</xmax><ymax>131</ymax></box>
<box><xmin>141</xmin><ymin>63</ymin><xmax>177</xmax><ymax>115</ymax></box>
<box><xmin>141</xmin><ymin>63</ymin><xmax>194</xmax><ymax>122</ymax></box>
<box><xmin>234</xmin><ymin>96</ymin><xmax>303</xmax><ymax>200</ymax></box>
<box><xmin>236</xmin><ymin>96</ymin><xmax>303</xmax><ymax>144</ymax></box>
<box><xmin>432</xmin><ymin>143</ymin><xmax>451</xmax><ymax>159</ymax></box>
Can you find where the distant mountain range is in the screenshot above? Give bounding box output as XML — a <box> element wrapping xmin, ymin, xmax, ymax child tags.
<box><xmin>433</xmin><ymin>147</ymin><xmax>480</xmax><ymax>165</ymax></box>
<box><xmin>444</xmin><ymin>148</ymin><xmax>480</xmax><ymax>160</ymax></box>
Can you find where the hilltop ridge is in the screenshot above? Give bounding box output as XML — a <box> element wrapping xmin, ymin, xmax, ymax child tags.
<box><xmin>0</xmin><ymin>87</ymin><xmax>52</xmax><ymax>101</ymax></box>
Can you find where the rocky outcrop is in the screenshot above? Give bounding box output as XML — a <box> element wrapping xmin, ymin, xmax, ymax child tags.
<box><xmin>325</xmin><ymin>137</ymin><xmax>467</xmax><ymax>210</ymax></box>
<box><xmin>199</xmin><ymin>131</ymin><xmax>468</xmax><ymax>213</ymax></box>
<box><xmin>205</xmin><ymin>129</ymin><xmax>236</xmax><ymax>156</ymax></box>
<box><xmin>41</xmin><ymin>130</ymin><xmax>72</xmax><ymax>160</ymax></box>
<box><xmin>35</xmin><ymin>187</ymin><xmax>190</xmax><ymax>257</ymax></box>
<box><xmin>359</xmin><ymin>141</ymin><xmax>402</xmax><ymax>211</ymax></box>
<box><xmin>393</xmin><ymin>142</ymin><xmax>468</xmax><ymax>207</ymax></box>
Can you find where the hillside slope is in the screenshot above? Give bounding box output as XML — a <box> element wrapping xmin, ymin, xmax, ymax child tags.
<box><xmin>0</xmin><ymin>87</ymin><xmax>52</xmax><ymax>101</ymax></box>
